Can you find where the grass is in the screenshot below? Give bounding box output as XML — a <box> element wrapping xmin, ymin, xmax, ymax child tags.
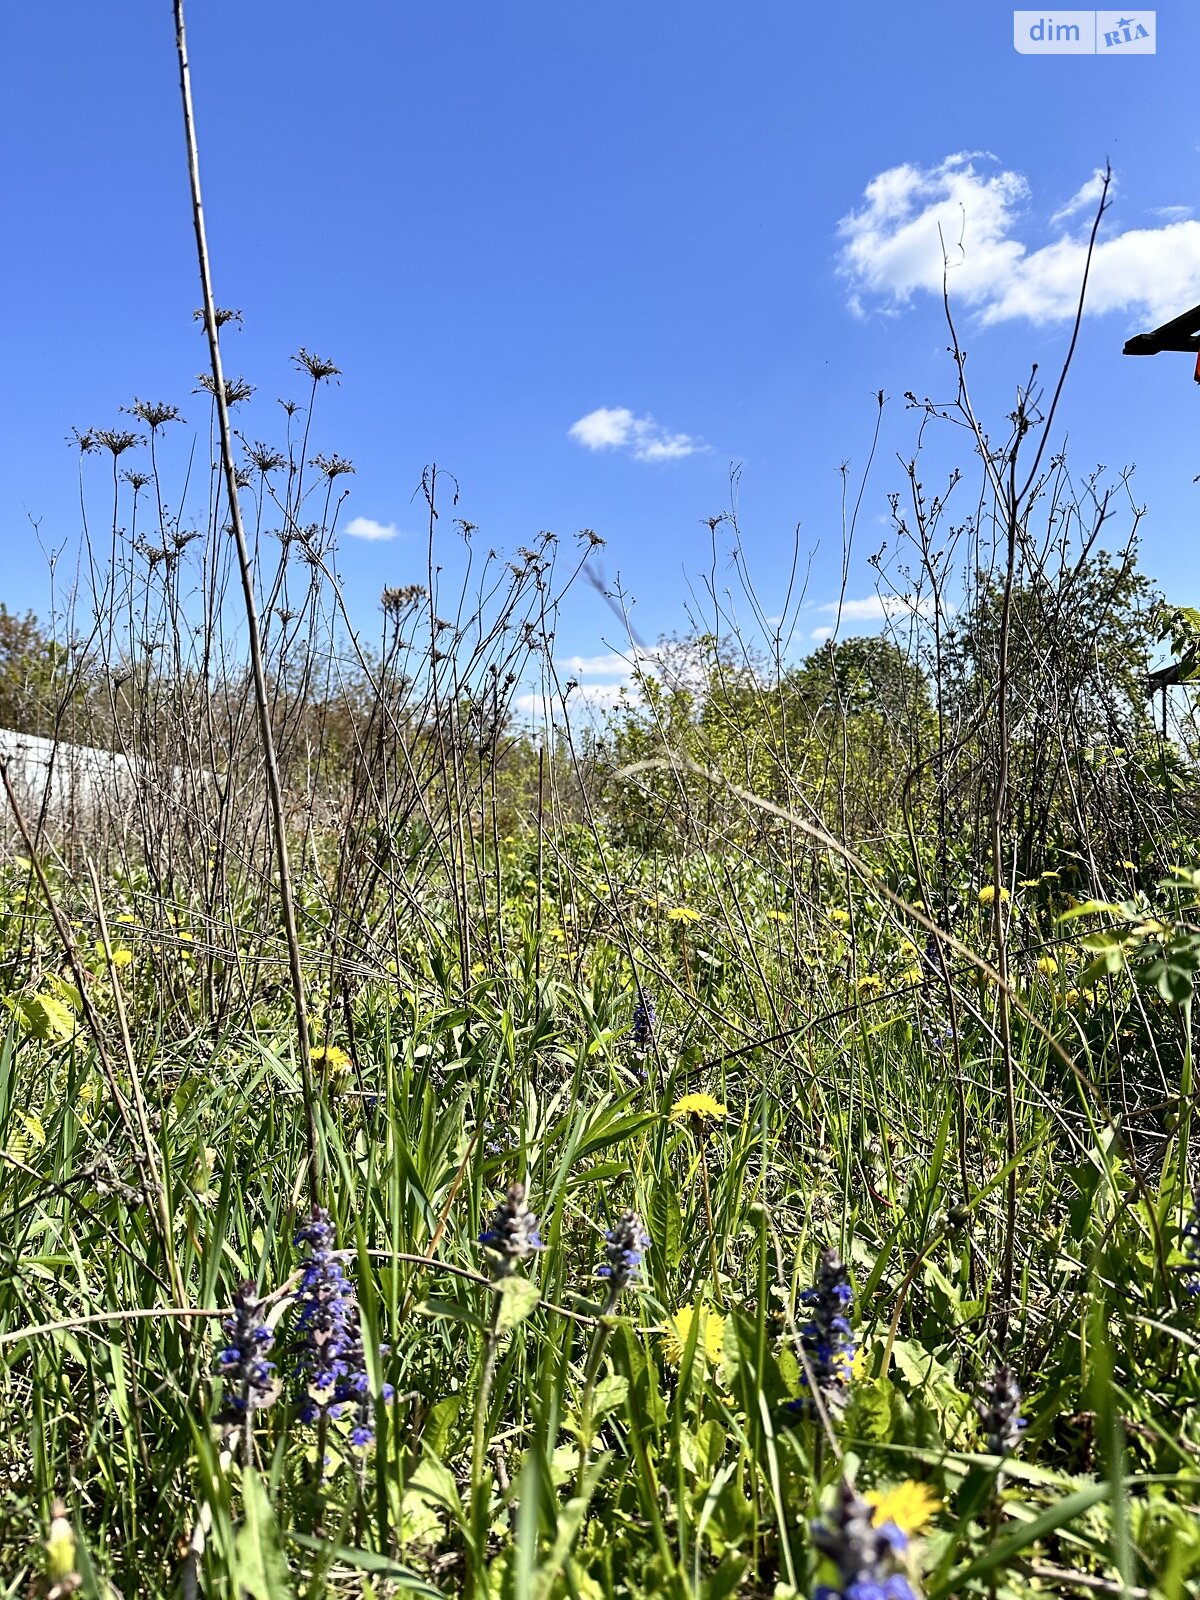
<box><xmin>3</xmin><ymin>831</ymin><xmax>1200</xmax><ymax>1600</ymax></box>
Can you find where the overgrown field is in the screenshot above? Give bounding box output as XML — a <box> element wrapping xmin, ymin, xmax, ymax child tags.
<box><xmin>5</xmin><ymin>134</ymin><xmax>1200</xmax><ymax>1595</ymax></box>
<box><xmin>5</xmin><ymin>783</ymin><xmax>1200</xmax><ymax>1598</ymax></box>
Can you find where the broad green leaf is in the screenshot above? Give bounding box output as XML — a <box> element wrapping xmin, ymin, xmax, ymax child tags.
<box><xmin>495</xmin><ymin>1274</ymin><xmax>540</xmax><ymax>1331</ymax></box>
<box><xmin>235</xmin><ymin>1468</ymin><xmax>293</xmax><ymax>1600</ymax></box>
<box><xmin>19</xmin><ymin>992</ymin><xmax>76</xmax><ymax>1043</ymax></box>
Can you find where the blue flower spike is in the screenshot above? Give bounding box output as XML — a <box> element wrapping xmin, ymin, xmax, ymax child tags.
<box><xmin>812</xmin><ymin>1476</ymin><xmax>915</xmax><ymax>1600</ymax></box>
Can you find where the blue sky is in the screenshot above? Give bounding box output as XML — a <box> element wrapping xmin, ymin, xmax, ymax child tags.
<box><xmin>2</xmin><ymin>3</ymin><xmax>1197</xmax><ymax>708</ymax></box>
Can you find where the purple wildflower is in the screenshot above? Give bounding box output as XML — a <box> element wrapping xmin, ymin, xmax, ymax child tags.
<box><xmin>292</xmin><ymin>1205</ymin><xmax>392</xmax><ymax>1448</ymax></box>
<box><xmin>812</xmin><ymin>1477</ymin><xmax>915</xmax><ymax>1600</ymax></box>
<box><xmin>216</xmin><ymin>1281</ymin><xmax>278</xmax><ymax>1417</ymax></box>
<box><xmin>975</xmin><ymin>1364</ymin><xmax>1026</xmax><ymax>1459</ymax></box>
<box><xmin>597</xmin><ymin>1208</ymin><xmax>650</xmax><ymax>1299</ymax></box>
<box><xmin>789</xmin><ymin>1247</ymin><xmax>855</xmax><ymax>1418</ymax></box>
<box><xmin>631</xmin><ymin>991</ymin><xmax>656</xmax><ymax>1049</ymax></box>
<box><xmin>479</xmin><ymin>1183</ymin><xmax>543</xmax><ymax>1278</ymax></box>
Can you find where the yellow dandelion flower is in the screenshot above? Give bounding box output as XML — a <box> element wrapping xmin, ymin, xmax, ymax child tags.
<box><xmin>977</xmin><ymin>885</ymin><xmax>1010</xmax><ymax>907</ymax></box>
<box><xmin>899</xmin><ymin>939</ymin><xmax>919</xmax><ymax>959</ymax></box>
<box><xmin>114</xmin><ymin>912</ymin><xmax>136</xmax><ymax>925</ymax></box>
<box><xmin>311</xmin><ymin>1044</ymin><xmax>352</xmax><ymax>1075</ymax></box>
<box><xmin>865</xmin><ymin>1481</ymin><xmax>942</xmax><ymax>1535</ymax></box>
<box><xmin>470</xmin><ymin>961</ymin><xmax>486</xmax><ymax>977</ymax></box>
<box><xmin>1034</xmin><ymin>955</ymin><xmax>1058</xmax><ymax>976</ymax></box>
<box><xmin>1040</xmin><ymin>870</ymin><xmax>1061</xmax><ymax>880</ymax></box>
<box><xmin>660</xmin><ymin>1303</ymin><xmax>726</xmax><ymax>1367</ymax></box>
<box><xmin>666</xmin><ymin>906</ymin><xmax>703</xmax><ymax>924</ymax></box>
<box><xmin>110</xmin><ymin>948</ymin><xmax>134</xmax><ymax>971</ymax></box>
<box><xmin>856</xmin><ymin>974</ymin><xmax>883</xmax><ymax>996</ymax></box>
<box><xmin>827</xmin><ymin>908</ymin><xmax>851</xmax><ymax>926</ymax></box>
<box><xmin>765</xmin><ymin>910</ymin><xmax>790</xmax><ymax>924</ymax></box>
<box><xmin>901</xmin><ymin>965</ymin><xmax>924</xmax><ymax>987</ymax></box>
<box><xmin>1121</xmin><ymin>860</ymin><xmax>1137</xmax><ymax>871</ymax></box>
<box><xmin>670</xmin><ymin>1092</ymin><xmax>727</xmax><ymax>1128</ymax></box>
<box><xmin>1061</xmin><ymin>988</ymin><xmax>1081</xmax><ymax>1007</ymax></box>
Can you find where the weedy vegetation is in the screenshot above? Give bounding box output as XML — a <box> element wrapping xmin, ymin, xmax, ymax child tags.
<box><xmin>3</xmin><ymin>10</ymin><xmax>1200</xmax><ymax>1600</ymax></box>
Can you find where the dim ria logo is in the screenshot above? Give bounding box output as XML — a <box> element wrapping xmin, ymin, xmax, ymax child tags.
<box><xmin>1013</xmin><ymin>11</ymin><xmax>1155</xmax><ymax>53</ymax></box>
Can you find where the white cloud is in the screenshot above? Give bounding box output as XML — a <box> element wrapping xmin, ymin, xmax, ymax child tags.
<box><xmin>810</xmin><ymin>626</ymin><xmax>835</xmax><ymax>642</ymax></box>
<box><xmin>1154</xmin><ymin>204</ymin><xmax>1194</xmax><ymax>223</ymax></box>
<box><xmin>560</xmin><ymin>649</ymin><xmax>659</xmax><ymax>679</ymax></box>
<box><xmin>513</xmin><ymin>681</ymin><xmax>637</xmax><ymax>720</ymax></box>
<box><xmin>818</xmin><ymin>594</ymin><xmax>937</xmax><ymax>623</ymax></box>
<box><xmin>838</xmin><ymin>153</ymin><xmax>1200</xmax><ymax>327</ymax></box>
<box><xmin>343</xmin><ymin>516</ymin><xmax>400</xmax><ymax>542</ymax></box>
<box><xmin>559</xmin><ymin>652</ymin><xmax>634</xmax><ymax>677</ymax></box>
<box><xmin>1049</xmin><ymin>169</ymin><xmax>1111</xmax><ymax>227</ymax></box>
<box><xmin>569</xmin><ymin>406</ymin><xmax>705</xmax><ymax>463</ymax></box>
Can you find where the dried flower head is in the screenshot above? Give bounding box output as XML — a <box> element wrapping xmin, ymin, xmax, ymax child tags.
<box><xmin>94</xmin><ymin>428</ymin><xmax>141</xmax><ymax>458</ymax></box>
<box><xmin>381</xmin><ymin>583</ymin><xmax>426</xmax><ymax>615</ymax></box>
<box><xmin>194</xmin><ymin>306</ymin><xmax>243</xmax><ymax>330</ymax></box>
<box><xmin>292</xmin><ymin>347</ymin><xmax>342</xmax><ymax>383</ymax></box>
<box><xmin>195</xmin><ymin>373</ymin><xmax>255</xmax><ymax>407</ymax></box>
<box><xmin>243</xmin><ymin>440</ymin><xmax>287</xmax><ymax>476</ymax></box>
<box><xmin>310</xmin><ymin>452</ymin><xmax>355</xmax><ymax>479</ymax></box>
<box><xmin>127</xmin><ymin>399</ymin><xmax>184</xmax><ymax>431</ymax></box>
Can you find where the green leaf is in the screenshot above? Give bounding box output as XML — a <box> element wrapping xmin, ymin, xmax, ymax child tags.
<box><xmin>847</xmin><ymin>1375</ymin><xmax>896</xmax><ymax>1443</ymax></box>
<box><xmin>288</xmin><ymin>1533</ymin><xmax>444</xmax><ymax>1594</ymax></box>
<box><xmin>235</xmin><ymin>1468</ymin><xmax>293</xmax><ymax>1600</ymax></box>
<box><xmin>19</xmin><ymin>992</ymin><xmax>76</xmax><ymax>1043</ymax></box>
<box><xmin>423</xmin><ymin>1393</ymin><xmax>465</xmax><ymax>1458</ymax></box>
<box><xmin>651</xmin><ymin>1180</ymin><xmax>683</xmax><ymax>1273</ymax></box>
<box><xmin>495</xmin><ymin>1274</ymin><xmax>540</xmax><ymax>1331</ymax></box>
<box><xmin>1056</xmin><ymin>900</ymin><xmax>1123</xmax><ymax>923</ymax></box>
